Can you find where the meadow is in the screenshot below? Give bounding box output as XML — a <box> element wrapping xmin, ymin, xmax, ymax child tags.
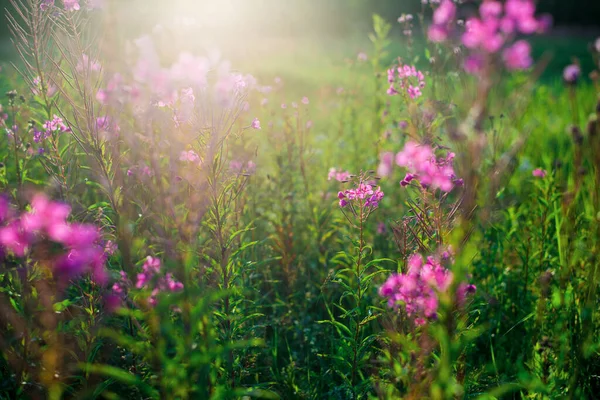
<box><xmin>1</xmin><ymin>0</ymin><xmax>600</xmax><ymax>399</ymax></box>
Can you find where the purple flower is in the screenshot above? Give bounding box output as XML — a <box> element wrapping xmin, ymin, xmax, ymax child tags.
<box><xmin>532</xmin><ymin>168</ymin><xmax>547</xmax><ymax>178</ymax></box>
<box><xmin>502</xmin><ymin>40</ymin><xmax>532</xmax><ymax>71</ymax></box>
<box><xmin>563</xmin><ymin>64</ymin><xmax>581</xmax><ymax>85</ymax></box>
<box><xmin>40</xmin><ymin>0</ymin><xmax>54</xmax><ymax>10</ymax></box>
<box><xmin>251</xmin><ymin>117</ymin><xmax>261</xmax><ymax>130</ymax></box>
<box><xmin>63</xmin><ymin>0</ymin><xmax>80</xmax><ymax>11</ymax></box>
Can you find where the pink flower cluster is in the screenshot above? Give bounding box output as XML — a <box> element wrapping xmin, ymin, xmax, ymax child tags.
<box><xmin>179</xmin><ymin>150</ymin><xmax>201</xmax><ymax>164</ymax></box>
<box><xmin>328</xmin><ymin>168</ymin><xmax>351</xmax><ymax>182</ymax></box>
<box><xmin>230</xmin><ymin>160</ymin><xmax>256</xmax><ymax>174</ymax></box>
<box><xmin>387</xmin><ymin>64</ymin><xmax>426</xmax><ymax>99</ymax></box>
<box><xmin>428</xmin><ymin>0</ymin><xmax>550</xmax><ymax>73</ymax></box>
<box><xmin>338</xmin><ymin>183</ymin><xmax>384</xmax><ymax>208</ymax></box>
<box><xmin>112</xmin><ymin>256</ymin><xmax>184</xmax><ymax>307</ymax></box>
<box><xmin>97</xmin><ymin>37</ymin><xmax>257</xmax><ymax>112</ymax></box>
<box><xmin>0</xmin><ymin>194</ymin><xmax>107</xmax><ymax>284</ymax></box>
<box><xmin>34</xmin><ymin>115</ymin><xmax>70</xmax><ymax>143</ymax></box>
<box><xmin>378</xmin><ymin>141</ymin><xmax>458</xmax><ymax>192</ymax></box>
<box><xmin>379</xmin><ymin>253</ymin><xmax>476</xmax><ymax>325</ymax></box>
<box><xmin>31</xmin><ymin>76</ymin><xmax>57</xmax><ymax>98</ymax></box>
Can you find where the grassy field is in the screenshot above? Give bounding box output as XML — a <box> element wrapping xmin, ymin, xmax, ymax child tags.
<box><xmin>1</xmin><ymin>3</ymin><xmax>600</xmax><ymax>399</ymax></box>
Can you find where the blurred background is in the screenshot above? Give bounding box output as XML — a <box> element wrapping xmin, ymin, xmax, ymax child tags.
<box><xmin>0</xmin><ymin>0</ymin><xmax>599</xmax><ymax>82</ymax></box>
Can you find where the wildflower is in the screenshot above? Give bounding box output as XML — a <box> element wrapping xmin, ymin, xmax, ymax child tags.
<box><xmin>40</xmin><ymin>0</ymin><xmax>54</xmax><ymax>10</ymax></box>
<box><xmin>563</xmin><ymin>64</ymin><xmax>581</xmax><ymax>85</ymax></box>
<box><xmin>502</xmin><ymin>40</ymin><xmax>532</xmax><ymax>71</ymax></box>
<box><xmin>136</xmin><ymin>256</ymin><xmax>161</xmax><ymax>289</ymax></box>
<box><xmin>76</xmin><ymin>54</ymin><xmax>101</xmax><ymax>73</ymax></box>
<box><xmin>463</xmin><ymin>55</ymin><xmax>485</xmax><ymax>74</ymax></box>
<box><xmin>395</xmin><ymin>141</ymin><xmax>456</xmax><ymax>192</ymax></box>
<box><xmin>104</xmin><ymin>240</ymin><xmax>117</xmax><ymax>255</ymax></box>
<box><xmin>377</xmin><ymin>222</ymin><xmax>387</xmax><ymax>235</ymax></box>
<box><xmin>532</xmin><ymin>168</ymin><xmax>547</xmax><ymax>178</ymax></box>
<box><xmin>379</xmin><ymin>253</ymin><xmax>475</xmax><ymax>325</ymax></box>
<box><xmin>338</xmin><ymin>183</ymin><xmax>384</xmax><ymax>208</ymax></box>
<box><xmin>357</xmin><ymin>52</ymin><xmax>368</xmax><ymax>62</ymax></box>
<box><xmin>301</xmin><ymin>96</ymin><xmax>309</xmax><ymax>105</ymax></box>
<box><xmin>246</xmin><ymin>161</ymin><xmax>257</xmax><ymax>174</ymax></box>
<box><xmin>63</xmin><ymin>0</ymin><xmax>80</xmax><ymax>11</ymax></box>
<box><xmin>433</xmin><ymin>0</ymin><xmax>456</xmax><ymax>26</ymax></box>
<box><xmin>179</xmin><ymin>150</ymin><xmax>201</xmax><ymax>164</ymax></box>
<box><xmin>328</xmin><ymin>168</ymin><xmax>351</xmax><ymax>182</ymax></box>
<box><xmin>377</xmin><ymin>152</ymin><xmax>394</xmax><ymax>177</ymax></box>
<box><xmin>428</xmin><ymin>25</ymin><xmax>449</xmax><ymax>42</ymax></box>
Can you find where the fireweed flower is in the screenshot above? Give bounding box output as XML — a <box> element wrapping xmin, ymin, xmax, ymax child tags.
<box><xmin>63</xmin><ymin>0</ymin><xmax>80</xmax><ymax>11</ymax></box>
<box><xmin>377</xmin><ymin>152</ymin><xmax>395</xmax><ymax>177</ymax></box>
<box><xmin>301</xmin><ymin>96</ymin><xmax>309</xmax><ymax>105</ymax></box>
<box><xmin>131</xmin><ymin>256</ymin><xmax>184</xmax><ymax>306</ymax></box>
<box><xmin>338</xmin><ymin>183</ymin><xmax>384</xmax><ymax>209</ymax></box>
<box><xmin>76</xmin><ymin>54</ymin><xmax>101</xmax><ymax>73</ymax></box>
<box><xmin>179</xmin><ymin>150</ymin><xmax>201</xmax><ymax>164</ymax></box>
<box><xmin>532</xmin><ymin>168</ymin><xmax>547</xmax><ymax>178</ymax></box>
<box><xmin>31</xmin><ymin>76</ymin><xmax>57</xmax><ymax>97</ymax></box>
<box><xmin>40</xmin><ymin>0</ymin><xmax>54</xmax><ymax>10</ymax></box>
<box><xmin>427</xmin><ymin>0</ymin><xmax>548</xmax><ymax>73</ymax></box>
<box><xmin>427</xmin><ymin>0</ymin><xmax>456</xmax><ymax>42</ymax></box>
<box><xmin>251</xmin><ymin>117</ymin><xmax>261</xmax><ymax>129</ymax></box>
<box><xmin>379</xmin><ymin>253</ymin><xmax>476</xmax><ymax>325</ymax></box>
<box><xmin>563</xmin><ymin>64</ymin><xmax>581</xmax><ymax>85</ymax></box>
<box><xmin>502</xmin><ymin>40</ymin><xmax>533</xmax><ymax>71</ymax></box>
<box><xmin>328</xmin><ymin>168</ymin><xmax>351</xmax><ymax>182</ymax></box>
<box><xmin>0</xmin><ymin>194</ymin><xmax>107</xmax><ymax>283</ymax></box>
<box><xmin>389</xmin><ymin>141</ymin><xmax>457</xmax><ymax>192</ymax></box>
<box><xmin>387</xmin><ymin>64</ymin><xmax>426</xmax><ymax>99</ymax></box>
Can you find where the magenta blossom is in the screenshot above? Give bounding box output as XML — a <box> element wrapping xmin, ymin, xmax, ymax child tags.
<box><xmin>392</xmin><ymin>141</ymin><xmax>457</xmax><ymax>192</ymax></box>
<box><xmin>563</xmin><ymin>64</ymin><xmax>581</xmax><ymax>84</ymax></box>
<box><xmin>338</xmin><ymin>183</ymin><xmax>384</xmax><ymax>208</ymax></box>
<box><xmin>63</xmin><ymin>0</ymin><xmax>80</xmax><ymax>11</ymax></box>
<box><xmin>251</xmin><ymin>117</ymin><xmax>261</xmax><ymax>129</ymax></box>
<box><xmin>328</xmin><ymin>168</ymin><xmax>351</xmax><ymax>182</ymax></box>
<box><xmin>532</xmin><ymin>168</ymin><xmax>547</xmax><ymax>178</ymax></box>
<box><xmin>179</xmin><ymin>150</ymin><xmax>201</xmax><ymax>164</ymax></box>
<box><xmin>502</xmin><ymin>40</ymin><xmax>532</xmax><ymax>71</ymax></box>
<box><xmin>387</xmin><ymin>64</ymin><xmax>426</xmax><ymax>99</ymax></box>
<box><xmin>379</xmin><ymin>253</ymin><xmax>476</xmax><ymax>325</ymax></box>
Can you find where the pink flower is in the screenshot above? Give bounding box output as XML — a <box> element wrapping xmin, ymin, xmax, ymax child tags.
<box><xmin>40</xmin><ymin>0</ymin><xmax>54</xmax><ymax>10</ymax></box>
<box><xmin>251</xmin><ymin>118</ymin><xmax>261</xmax><ymax>130</ymax></box>
<box><xmin>433</xmin><ymin>0</ymin><xmax>456</xmax><ymax>26</ymax></box>
<box><xmin>377</xmin><ymin>152</ymin><xmax>394</xmax><ymax>177</ymax></box>
<box><xmin>532</xmin><ymin>168</ymin><xmax>547</xmax><ymax>178</ymax></box>
<box><xmin>480</xmin><ymin>1</ymin><xmax>502</xmax><ymax>20</ymax></box>
<box><xmin>338</xmin><ymin>183</ymin><xmax>384</xmax><ymax>208</ymax></box>
<box><xmin>428</xmin><ymin>25</ymin><xmax>449</xmax><ymax>42</ymax></box>
<box><xmin>328</xmin><ymin>168</ymin><xmax>351</xmax><ymax>182</ymax></box>
<box><xmin>357</xmin><ymin>52</ymin><xmax>368</xmax><ymax>62</ymax></box>
<box><xmin>380</xmin><ymin>253</ymin><xmax>475</xmax><ymax>324</ymax></box>
<box><xmin>502</xmin><ymin>40</ymin><xmax>532</xmax><ymax>70</ymax></box>
<box><xmin>76</xmin><ymin>54</ymin><xmax>101</xmax><ymax>73</ymax></box>
<box><xmin>463</xmin><ymin>54</ymin><xmax>485</xmax><ymax>74</ymax></box>
<box><xmin>63</xmin><ymin>0</ymin><xmax>80</xmax><ymax>11</ymax></box>
<box><xmin>301</xmin><ymin>96</ymin><xmax>309</xmax><ymax>105</ymax></box>
<box><xmin>563</xmin><ymin>64</ymin><xmax>581</xmax><ymax>84</ymax></box>
<box><xmin>179</xmin><ymin>150</ymin><xmax>201</xmax><ymax>164</ymax></box>
<box><xmin>394</xmin><ymin>141</ymin><xmax>456</xmax><ymax>192</ymax></box>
